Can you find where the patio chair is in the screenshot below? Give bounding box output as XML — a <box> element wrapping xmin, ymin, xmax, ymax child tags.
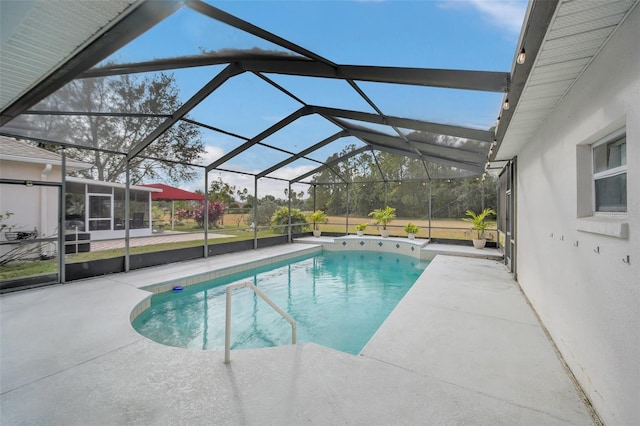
<box><xmin>132</xmin><ymin>213</ymin><xmax>145</xmax><ymax>229</ymax></box>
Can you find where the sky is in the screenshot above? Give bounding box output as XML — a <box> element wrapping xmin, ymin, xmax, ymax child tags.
<box><xmin>104</xmin><ymin>0</ymin><xmax>528</xmax><ymax>198</ymax></box>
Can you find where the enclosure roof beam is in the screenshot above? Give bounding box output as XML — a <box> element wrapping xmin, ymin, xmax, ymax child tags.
<box><xmin>206</xmin><ymin>105</ymin><xmax>312</xmax><ymax>172</ymax></box>
<box><xmin>331</xmin><ymin>116</ymin><xmax>487</xmax><ymax>160</ymax></box>
<box><xmin>256</xmin><ymin>130</ymin><xmax>348</xmax><ymax>178</ymax></box>
<box><xmin>181</xmin><ymin>118</ymin><xmax>250</xmax><ymax>141</ymax></box>
<box><xmin>128</xmin><ymin>63</ymin><xmax>242</xmax><ymax>160</ymax></box>
<box><xmin>253</xmin><ymin>72</ymin><xmax>307</xmax><ymax>106</ymax></box>
<box><xmin>345</xmin><ymin>80</ymin><xmax>416</xmax><ymax>154</ymax></box>
<box><xmin>369</xmin><ymin>144</ymin><xmax>484</xmax><ymax>175</ymax></box>
<box><xmin>24</xmin><ymin>110</ymin><xmax>172</xmax><ymax>119</ymax></box>
<box><xmin>310</xmin><ymin>106</ymin><xmax>493</xmax><ymax>142</ymax></box>
<box><xmin>346</xmin><ymin>80</ymin><xmax>385</xmax><ymax>119</ymax></box>
<box><xmin>23</xmin><ymin>109</ymin><xmax>252</xmax><ymax>143</ymax></box>
<box><xmin>82</xmin><ymin>56</ymin><xmax>509</xmax><ymax>93</ymax></box>
<box><xmin>329</xmin><ymin>115</ymin><xmax>485</xmax><ymax>162</ymax></box>
<box><xmin>79</xmin><ymin>54</ymin><xmax>308</xmax><ymax>78</ymax></box>
<box><xmin>370</xmin><ymin>150</ymin><xmax>387</xmax><ymax>183</ymax></box>
<box><xmin>240</xmin><ymin>60</ymin><xmax>509</xmax><ymax>92</ymax></box>
<box><xmin>0</xmin><ymin>0</ymin><xmax>182</xmax><ymax>126</ymax></box>
<box><xmin>0</xmin><ymin>130</ymin><xmax>213</xmax><ymax>171</ymax></box>
<box><xmin>328</xmin><ymin>166</ymin><xmax>349</xmax><ymax>184</ymax></box>
<box><xmin>349</xmin><ymin>128</ymin><xmax>485</xmax><ymax>165</ymax></box>
<box><xmin>186</xmin><ymin>0</ymin><xmax>337</xmax><ymax>68</ymax></box>
<box><xmin>422</xmin><ymin>160</ymin><xmax>432</xmax><ymax>181</ymax></box>
<box><xmin>291</xmin><ymin>146</ymin><xmax>369</xmax><ymax>183</ymax></box>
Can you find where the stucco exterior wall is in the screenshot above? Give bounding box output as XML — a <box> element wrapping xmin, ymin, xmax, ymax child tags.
<box><xmin>515</xmin><ymin>7</ymin><xmax>639</xmax><ymax>425</ymax></box>
<box><xmin>0</xmin><ymin>161</ymin><xmax>61</xmax><ymax>246</ymax></box>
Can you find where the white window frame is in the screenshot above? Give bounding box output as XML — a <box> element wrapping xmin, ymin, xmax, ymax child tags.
<box><xmin>591</xmin><ymin>127</ymin><xmax>626</xmax><ymax>215</ymax></box>
<box><xmin>87</xmin><ymin>188</ymin><xmax>114</xmax><ymax>231</ymax></box>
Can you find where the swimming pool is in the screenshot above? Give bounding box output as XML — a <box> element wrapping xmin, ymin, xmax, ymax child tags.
<box><xmin>133</xmin><ymin>250</ymin><xmax>429</xmax><ymax>355</ymax></box>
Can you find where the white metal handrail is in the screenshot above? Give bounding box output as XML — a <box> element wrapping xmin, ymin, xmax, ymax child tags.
<box><xmin>224</xmin><ymin>281</ymin><xmax>297</xmax><ymax>364</ymax></box>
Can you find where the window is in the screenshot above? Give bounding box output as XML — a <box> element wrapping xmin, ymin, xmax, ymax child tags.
<box><xmin>592</xmin><ymin>129</ymin><xmax>626</xmax><ymax>213</ymax></box>
<box><xmin>88</xmin><ymin>194</ymin><xmax>112</xmax><ymax>231</ymax></box>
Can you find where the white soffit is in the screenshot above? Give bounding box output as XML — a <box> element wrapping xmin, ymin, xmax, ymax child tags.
<box><xmin>0</xmin><ymin>0</ymin><xmax>140</xmax><ymax>111</ymax></box>
<box><xmin>497</xmin><ymin>0</ymin><xmax>639</xmax><ymax>160</ymax></box>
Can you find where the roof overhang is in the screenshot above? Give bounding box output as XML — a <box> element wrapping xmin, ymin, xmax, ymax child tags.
<box><xmin>0</xmin><ymin>154</ymin><xmax>90</xmax><ymax>173</ymax></box>
<box><xmin>493</xmin><ymin>0</ymin><xmax>639</xmax><ymax>162</ymax></box>
<box><xmin>0</xmin><ymin>0</ymin><xmax>181</xmax><ymax>126</ymax></box>
<box><xmin>67</xmin><ymin>176</ymin><xmax>161</xmax><ymax>192</ymax></box>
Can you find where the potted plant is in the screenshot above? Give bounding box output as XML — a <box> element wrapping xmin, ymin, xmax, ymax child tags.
<box><xmin>308</xmin><ymin>210</ymin><xmax>328</xmax><ymax>237</ymax></box>
<box><xmin>404</xmin><ymin>223</ymin><xmax>419</xmax><ymax>240</ymax></box>
<box><xmin>462</xmin><ymin>208</ymin><xmax>496</xmax><ymax>249</ymax></box>
<box><xmin>368</xmin><ymin>206</ymin><xmax>396</xmax><ymax>238</ymax></box>
<box><xmin>355</xmin><ymin>223</ymin><xmax>367</xmax><ymax>236</ymax></box>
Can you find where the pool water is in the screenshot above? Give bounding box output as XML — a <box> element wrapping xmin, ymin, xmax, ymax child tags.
<box><xmin>133</xmin><ymin>250</ymin><xmax>429</xmax><ymax>355</ymax></box>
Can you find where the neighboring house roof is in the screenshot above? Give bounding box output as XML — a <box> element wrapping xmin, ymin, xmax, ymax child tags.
<box><xmin>141</xmin><ymin>183</ymin><xmax>205</xmax><ymax>201</ymax></box>
<box><xmin>67</xmin><ymin>176</ymin><xmax>161</xmax><ymax>193</ymax></box>
<box><xmin>0</xmin><ymin>136</ymin><xmax>91</xmax><ymax>171</ymax></box>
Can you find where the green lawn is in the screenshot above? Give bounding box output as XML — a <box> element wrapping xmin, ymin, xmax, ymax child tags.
<box><xmin>1</xmin><ymin>219</ymin><xmax>497</xmax><ymax>281</ymax></box>
<box><xmin>0</xmin><ymin>228</ymin><xmax>280</xmax><ymax>281</ymax></box>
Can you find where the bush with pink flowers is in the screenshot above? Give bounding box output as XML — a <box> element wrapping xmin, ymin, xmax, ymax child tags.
<box><xmin>176</xmin><ymin>201</ymin><xmax>225</xmax><ymax>228</ymax></box>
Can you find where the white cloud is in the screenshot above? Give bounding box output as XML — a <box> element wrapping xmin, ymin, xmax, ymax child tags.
<box><xmin>197</xmin><ymin>145</ymin><xmax>225</xmax><ymax>167</ymax></box>
<box><xmin>266</xmin><ymin>164</ymin><xmax>317</xmax><ymax>181</ymax></box>
<box><xmin>469</xmin><ymin>0</ymin><xmax>527</xmax><ymax>34</ymax></box>
<box><xmin>244</xmin><ymin>164</ymin><xmax>317</xmax><ymax>199</ymax></box>
<box><xmin>440</xmin><ymin>0</ymin><xmax>527</xmax><ymax>35</ymax></box>
<box><xmin>183</xmin><ymin>163</ymin><xmax>315</xmax><ymax>199</ymax></box>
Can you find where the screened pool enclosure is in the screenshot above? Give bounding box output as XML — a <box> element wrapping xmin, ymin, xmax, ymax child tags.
<box><xmin>0</xmin><ymin>1</ymin><xmax>524</xmax><ymax>290</ymax></box>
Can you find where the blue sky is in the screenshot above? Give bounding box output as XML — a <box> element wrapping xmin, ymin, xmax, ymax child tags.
<box><xmin>106</xmin><ymin>0</ymin><xmax>528</xmax><ymax>196</ymax></box>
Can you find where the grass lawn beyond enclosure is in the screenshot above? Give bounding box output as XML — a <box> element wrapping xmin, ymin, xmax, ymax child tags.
<box><xmin>319</xmin><ymin>216</ymin><xmax>497</xmax><ymax>241</ymax></box>
<box><xmin>0</xmin><ymin>215</ymin><xmax>496</xmax><ymax>282</ymax></box>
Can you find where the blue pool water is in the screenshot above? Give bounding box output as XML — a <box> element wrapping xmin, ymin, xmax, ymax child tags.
<box><xmin>133</xmin><ymin>250</ymin><xmax>429</xmax><ymax>355</ymax></box>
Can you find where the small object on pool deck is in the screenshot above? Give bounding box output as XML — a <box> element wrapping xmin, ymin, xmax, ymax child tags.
<box><xmin>172</xmin><ymin>286</ymin><xmax>184</xmax><ymax>292</ymax></box>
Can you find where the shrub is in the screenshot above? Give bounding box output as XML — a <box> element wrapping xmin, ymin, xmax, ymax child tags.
<box><xmin>404</xmin><ymin>223</ymin><xmax>419</xmax><ymax>234</ymax></box>
<box><xmin>270</xmin><ymin>206</ymin><xmax>309</xmax><ymax>234</ymax></box>
<box><xmin>308</xmin><ymin>210</ymin><xmax>328</xmax><ymax>231</ymax></box>
<box><xmin>175</xmin><ymin>201</ymin><xmax>225</xmax><ymax>228</ymax></box>
<box><xmin>368</xmin><ymin>206</ymin><xmax>396</xmax><ymax>230</ymax></box>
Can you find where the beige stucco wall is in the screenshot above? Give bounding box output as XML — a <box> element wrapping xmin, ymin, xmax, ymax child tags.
<box><xmin>1</xmin><ymin>160</ymin><xmax>62</xmax><ymax>257</ymax></box>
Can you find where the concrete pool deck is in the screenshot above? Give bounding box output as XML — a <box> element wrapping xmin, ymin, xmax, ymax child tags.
<box><xmin>1</xmin><ymin>243</ymin><xmax>595</xmax><ymax>425</ymax></box>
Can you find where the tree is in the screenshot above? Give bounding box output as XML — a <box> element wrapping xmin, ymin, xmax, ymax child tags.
<box><xmin>246</xmin><ymin>198</ymin><xmax>279</xmax><ymax>227</ymax></box>
<box><xmin>236</xmin><ymin>187</ymin><xmax>249</xmax><ymax>204</ymax></box>
<box><xmin>283</xmin><ymin>188</ymin><xmax>308</xmax><ymax>210</ymax></box>
<box><xmin>209</xmin><ymin>177</ymin><xmax>236</xmax><ymax>206</ymax></box>
<box><xmin>28</xmin><ymin>72</ymin><xmax>205</xmax><ymax>184</ymax></box>
<box><xmin>304</xmin><ymin>132</ymin><xmax>497</xmax><ymax>221</ymax></box>
<box><xmin>310</xmin><ymin>144</ymin><xmax>361</xmax><ymax>215</ymax></box>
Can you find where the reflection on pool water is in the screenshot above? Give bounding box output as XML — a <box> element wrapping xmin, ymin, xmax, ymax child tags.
<box><xmin>133</xmin><ymin>250</ymin><xmax>429</xmax><ymax>355</ymax></box>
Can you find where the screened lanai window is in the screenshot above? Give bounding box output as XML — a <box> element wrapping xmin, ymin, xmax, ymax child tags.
<box><xmin>593</xmin><ymin>129</ymin><xmax>626</xmax><ymax>213</ymax></box>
